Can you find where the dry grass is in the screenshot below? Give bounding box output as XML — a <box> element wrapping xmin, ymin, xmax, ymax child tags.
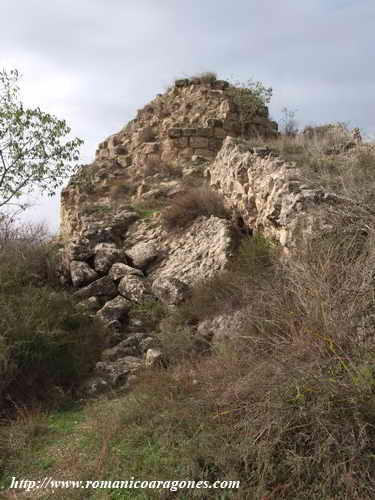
<box><xmin>2</xmin><ymin>134</ymin><xmax>375</xmax><ymax>498</ymax></box>
<box><xmin>190</xmin><ymin>71</ymin><xmax>218</xmax><ymax>84</ymax></box>
<box><xmin>161</xmin><ymin>184</ymin><xmax>230</xmax><ymax>231</ymax></box>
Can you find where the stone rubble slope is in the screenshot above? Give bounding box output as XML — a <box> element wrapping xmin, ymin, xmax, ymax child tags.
<box><xmin>58</xmin><ymin>75</ymin><xmax>365</xmax><ymax>394</ymax></box>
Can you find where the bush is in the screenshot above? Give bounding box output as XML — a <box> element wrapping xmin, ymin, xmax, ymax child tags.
<box><xmin>190</xmin><ymin>71</ymin><xmax>217</xmax><ymax>84</ymax></box>
<box><xmin>225</xmin><ymin>78</ymin><xmax>273</xmax><ymax>136</ymax></box>
<box><xmin>161</xmin><ymin>185</ymin><xmax>230</xmax><ymax>231</ymax></box>
<box><xmin>0</xmin><ymin>218</ymin><xmax>105</xmax><ymax>414</ymax></box>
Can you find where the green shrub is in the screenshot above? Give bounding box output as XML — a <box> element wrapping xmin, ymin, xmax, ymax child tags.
<box><xmin>0</xmin><ymin>286</ymin><xmax>105</xmax><ymax>413</ymax></box>
<box><xmin>225</xmin><ymin>78</ymin><xmax>272</xmax><ymax>136</ymax></box>
<box><xmin>0</xmin><ymin>219</ymin><xmax>105</xmax><ymax>413</ymax></box>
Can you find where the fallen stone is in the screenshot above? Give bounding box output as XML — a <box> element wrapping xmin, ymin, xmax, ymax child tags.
<box><xmin>145</xmin><ymin>348</ymin><xmax>164</xmax><ymax>367</ymax></box>
<box><xmin>151</xmin><ymin>277</ymin><xmax>190</xmax><ymax>305</ymax></box>
<box><xmin>125</xmin><ymin>241</ymin><xmax>159</xmax><ymax>270</ymax></box>
<box><xmin>94</xmin><ymin>242</ymin><xmax>122</xmax><ymax>273</ymax></box>
<box><xmin>97</xmin><ymin>295</ymin><xmax>132</xmax><ymax>324</ymax></box>
<box><xmin>96</xmin><ymin>356</ymin><xmax>143</xmax><ymax>386</ymax></box>
<box><xmin>70</xmin><ymin>260</ymin><xmax>98</xmax><ymax>287</ymax></box>
<box><xmin>109</xmin><ymin>262</ymin><xmax>145</xmax><ymax>281</ymax></box>
<box><xmin>118</xmin><ymin>275</ymin><xmax>150</xmax><ymax>302</ymax></box>
<box><xmin>74</xmin><ymin>276</ymin><xmax>117</xmax><ymax>300</ymax></box>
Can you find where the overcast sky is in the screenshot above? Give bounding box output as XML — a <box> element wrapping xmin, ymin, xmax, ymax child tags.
<box><xmin>1</xmin><ymin>0</ymin><xmax>374</xmax><ymax>232</ymax></box>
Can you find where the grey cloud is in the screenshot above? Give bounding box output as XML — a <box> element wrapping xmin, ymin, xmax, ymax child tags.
<box><xmin>1</xmin><ymin>0</ymin><xmax>373</xmax><ymax>229</ymax></box>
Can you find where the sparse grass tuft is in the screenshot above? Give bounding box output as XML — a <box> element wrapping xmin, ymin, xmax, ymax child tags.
<box><xmin>190</xmin><ymin>71</ymin><xmax>218</xmax><ymax>84</ymax></box>
<box><xmin>161</xmin><ymin>185</ymin><xmax>230</xmax><ymax>231</ymax></box>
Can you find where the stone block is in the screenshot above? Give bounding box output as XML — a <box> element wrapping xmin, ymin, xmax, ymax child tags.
<box><xmin>181</xmin><ymin>128</ymin><xmax>196</xmax><ymax>137</ymax></box>
<box><xmin>207</xmin><ymin>118</ymin><xmax>223</xmax><ymax>128</ymax></box>
<box><xmin>190</xmin><ymin>137</ymin><xmax>209</xmax><ymax>148</ymax></box>
<box><xmin>214</xmin><ymin>128</ymin><xmax>226</xmax><ymax>138</ymax></box>
<box><xmin>175</xmin><ymin>137</ymin><xmax>189</xmax><ymax>148</ymax></box>
<box><xmin>195</xmin><ymin>128</ymin><xmax>214</xmax><ymax>137</ymax></box>
<box><xmin>168</xmin><ymin>128</ymin><xmax>182</xmax><ymax>138</ymax></box>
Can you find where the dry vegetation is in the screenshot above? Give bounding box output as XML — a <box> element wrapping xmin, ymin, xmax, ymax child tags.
<box><xmin>161</xmin><ymin>184</ymin><xmax>231</xmax><ymax>231</ymax></box>
<box><xmin>2</xmin><ymin>130</ymin><xmax>375</xmax><ymax>499</ymax></box>
<box><xmin>0</xmin><ymin>218</ymin><xmax>105</xmax><ymax>417</ymax></box>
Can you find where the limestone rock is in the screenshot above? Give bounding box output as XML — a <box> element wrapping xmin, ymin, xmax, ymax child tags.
<box><xmin>70</xmin><ymin>260</ymin><xmax>98</xmax><ymax>287</ymax></box>
<box><xmin>97</xmin><ymin>295</ymin><xmax>132</xmax><ymax>324</ymax></box>
<box><xmin>96</xmin><ymin>356</ymin><xmax>143</xmax><ymax>386</ymax></box>
<box><xmin>67</xmin><ymin>238</ymin><xmax>93</xmax><ymax>261</ymax></box>
<box><xmin>209</xmin><ymin>137</ymin><xmax>358</xmax><ymax>255</ymax></box>
<box><xmin>109</xmin><ymin>262</ymin><xmax>145</xmax><ymax>281</ymax></box>
<box><xmin>74</xmin><ymin>276</ymin><xmax>117</xmax><ymax>300</ymax></box>
<box><xmin>197</xmin><ymin>310</ymin><xmax>246</xmax><ymax>343</ymax></box>
<box><xmin>118</xmin><ymin>275</ymin><xmax>150</xmax><ymax>302</ymax></box>
<box><xmin>94</xmin><ymin>243</ymin><xmax>123</xmax><ymax>273</ymax></box>
<box><xmin>145</xmin><ymin>348</ymin><xmax>164</xmax><ymax>367</ymax></box>
<box><xmin>151</xmin><ymin>277</ymin><xmax>190</xmax><ymax>305</ymax></box>
<box><xmin>150</xmin><ymin>216</ymin><xmax>237</xmax><ymax>285</ymax></box>
<box><xmin>101</xmin><ymin>334</ymin><xmax>151</xmax><ymax>361</ymax></box>
<box><xmin>125</xmin><ymin>242</ymin><xmax>159</xmax><ymax>270</ymax></box>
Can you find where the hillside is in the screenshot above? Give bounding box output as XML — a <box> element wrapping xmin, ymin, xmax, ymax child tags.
<box><xmin>2</xmin><ymin>74</ymin><xmax>375</xmax><ymax>499</ymax></box>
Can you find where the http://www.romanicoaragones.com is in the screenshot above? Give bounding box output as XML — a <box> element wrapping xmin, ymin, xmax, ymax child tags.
<box><xmin>8</xmin><ymin>476</ymin><xmax>241</xmax><ymax>493</ymax></box>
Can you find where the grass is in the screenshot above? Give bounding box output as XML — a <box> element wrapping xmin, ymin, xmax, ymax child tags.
<box><xmin>2</xmin><ymin>131</ymin><xmax>375</xmax><ymax>498</ymax></box>
<box><xmin>3</xmin><ymin>217</ymin><xmax>375</xmax><ymax>498</ymax></box>
<box><xmin>0</xmin><ymin>218</ymin><xmax>105</xmax><ymax>416</ymax></box>
<box><xmin>161</xmin><ymin>184</ymin><xmax>230</xmax><ymax>231</ymax></box>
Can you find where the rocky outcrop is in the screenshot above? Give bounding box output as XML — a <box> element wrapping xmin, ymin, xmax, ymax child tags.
<box><xmin>208</xmin><ymin>137</ymin><xmax>362</xmax><ymax>255</ymax></box>
<box><xmin>61</xmin><ymin>76</ymin><xmax>366</xmax><ymax>396</ymax></box>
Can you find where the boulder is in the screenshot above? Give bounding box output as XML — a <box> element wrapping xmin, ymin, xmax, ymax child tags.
<box><xmin>150</xmin><ymin>216</ymin><xmax>237</xmax><ymax>285</ymax></box>
<box><xmin>96</xmin><ymin>356</ymin><xmax>143</xmax><ymax>386</ymax></box>
<box><xmin>94</xmin><ymin>242</ymin><xmax>123</xmax><ymax>273</ymax></box>
<box><xmin>151</xmin><ymin>277</ymin><xmax>190</xmax><ymax>305</ymax></box>
<box><xmin>97</xmin><ymin>295</ymin><xmax>132</xmax><ymax>324</ymax></box>
<box><xmin>145</xmin><ymin>348</ymin><xmax>164</xmax><ymax>367</ymax></box>
<box><xmin>109</xmin><ymin>262</ymin><xmax>144</xmax><ymax>281</ymax></box>
<box><xmin>67</xmin><ymin>238</ymin><xmax>93</xmax><ymax>261</ymax></box>
<box><xmin>101</xmin><ymin>336</ymin><xmax>143</xmax><ymax>361</ymax></box>
<box><xmin>125</xmin><ymin>242</ymin><xmax>159</xmax><ymax>270</ymax></box>
<box><xmin>70</xmin><ymin>260</ymin><xmax>98</xmax><ymax>287</ymax></box>
<box><xmin>118</xmin><ymin>275</ymin><xmax>150</xmax><ymax>302</ymax></box>
<box><xmin>74</xmin><ymin>276</ymin><xmax>117</xmax><ymax>300</ymax></box>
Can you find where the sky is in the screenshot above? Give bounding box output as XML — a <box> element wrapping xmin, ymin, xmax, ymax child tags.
<box><xmin>0</xmin><ymin>0</ymin><xmax>374</xmax><ymax>232</ymax></box>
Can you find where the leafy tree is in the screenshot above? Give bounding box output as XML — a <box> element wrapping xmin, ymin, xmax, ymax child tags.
<box><xmin>0</xmin><ymin>68</ymin><xmax>83</xmax><ymax>210</ymax></box>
